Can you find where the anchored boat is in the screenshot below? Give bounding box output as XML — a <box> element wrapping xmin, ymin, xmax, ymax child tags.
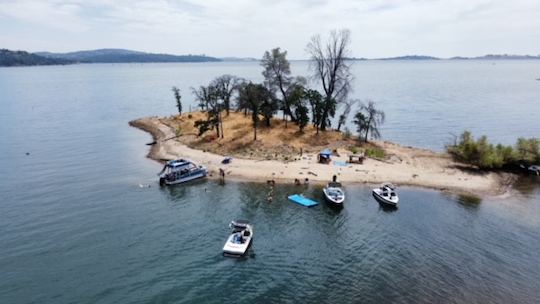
<box><xmin>323</xmin><ymin>182</ymin><xmax>345</xmax><ymax>207</ymax></box>
<box><xmin>158</xmin><ymin>159</ymin><xmax>207</xmax><ymax>186</ymax></box>
<box><xmin>223</xmin><ymin>220</ymin><xmax>253</xmax><ymax>256</ymax></box>
<box><xmin>372</xmin><ymin>183</ymin><xmax>399</xmax><ymax>207</ymax></box>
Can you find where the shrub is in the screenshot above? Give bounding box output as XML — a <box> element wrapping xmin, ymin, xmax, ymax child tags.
<box><xmin>446</xmin><ymin>131</ymin><xmax>540</xmax><ymax>169</ymax></box>
<box><xmin>365</xmin><ymin>147</ymin><xmax>385</xmax><ymax>159</ymax></box>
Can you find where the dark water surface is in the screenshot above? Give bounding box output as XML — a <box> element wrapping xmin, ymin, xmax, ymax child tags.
<box><xmin>1</xmin><ymin>62</ymin><xmax>540</xmax><ymax>303</ymax></box>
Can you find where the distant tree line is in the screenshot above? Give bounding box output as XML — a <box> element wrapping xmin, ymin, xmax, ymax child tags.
<box><xmin>447</xmin><ymin>131</ymin><xmax>540</xmax><ymax>169</ymax></box>
<box><xmin>171</xmin><ymin>29</ymin><xmax>386</xmax><ymax>143</ymax></box>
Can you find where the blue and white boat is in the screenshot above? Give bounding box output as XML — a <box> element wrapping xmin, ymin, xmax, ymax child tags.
<box><xmin>158</xmin><ymin>159</ymin><xmax>207</xmax><ymax>186</ymax></box>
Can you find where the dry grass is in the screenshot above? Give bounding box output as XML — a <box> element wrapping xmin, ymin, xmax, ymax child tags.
<box><xmin>161</xmin><ymin>111</ymin><xmax>372</xmax><ymax>160</ymax></box>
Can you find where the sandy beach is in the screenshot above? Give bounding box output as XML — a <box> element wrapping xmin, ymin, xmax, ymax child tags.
<box><xmin>130</xmin><ymin>116</ymin><xmax>516</xmax><ymax>196</ymax></box>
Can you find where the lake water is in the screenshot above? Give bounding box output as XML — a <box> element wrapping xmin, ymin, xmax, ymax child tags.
<box><xmin>1</xmin><ymin>61</ymin><xmax>539</xmax><ymax>303</ymax></box>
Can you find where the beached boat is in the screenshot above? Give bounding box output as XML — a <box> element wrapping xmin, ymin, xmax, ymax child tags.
<box><xmin>372</xmin><ymin>183</ymin><xmax>399</xmax><ymax>207</ymax></box>
<box><xmin>158</xmin><ymin>159</ymin><xmax>207</xmax><ymax>186</ymax></box>
<box><xmin>223</xmin><ymin>220</ymin><xmax>253</xmax><ymax>256</ymax></box>
<box><xmin>323</xmin><ymin>182</ymin><xmax>345</xmax><ymax>207</ymax></box>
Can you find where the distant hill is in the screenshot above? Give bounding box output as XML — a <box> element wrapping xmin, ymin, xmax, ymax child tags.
<box><xmin>36</xmin><ymin>48</ymin><xmax>221</xmax><ymax>63</ymax></box>
<box><xmin>378</xmin><ymin>55</ymin><xmax>440</xmax><ymax>60</ymax></box>
<box><xmin>0</xmin><ymin>49</ymin><xmax>73</xmax><ymax>67</ymax></box>
<box><xmin>450</xmin><ymin>54</ymin><xmax>540</xmax><ymax>60</ymax></box>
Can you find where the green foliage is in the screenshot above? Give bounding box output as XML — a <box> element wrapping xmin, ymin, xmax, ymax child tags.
<box><xmin>191</xmin><ymin>84</ymin><xmax>223</xmax><ymax>138</ymax></box>
<box><xmin>304</xmin><ymin>89</ymin><xmax>324</xmax><ymax>134</ymax></box>
<box><xmin>172</xmin><ymin>86</ymin><xmax>182</xmax><ymax>114</ymax></box>
<box><xmin>295</xmin><ymin>103</ymin><xmax>309</xmax><ymax>132</ymax></box>
<box><xmin>353</xmin><ymin>112</ymin><xmax>368</xmax><ymax>142</ymax></box>
<box><xmin>516</xmin><ymin>137</ymin><xmax>540</xmax><ymax>163</ymax></box>
<box><xmin>350</xmin><ymin>146</ymin><xmax>359</xmax><ymax>154</ymax></box>
<box><xmin>194</xmin><ymin>119</ymin><xmax>212</xmax><ymax>136</ymax></box>
<box><xmin>365</xmin><ymin>147</ymin><xmax>386</xmax><ymax>159</ymax></box>
<box><xmin>237</xmin><ymin>82</ymin><xmax>273</xmax><ymax>140</ymax></box>
<box><xmin>446</xmin><ymin>131</ymin><xmax>540</xmax><ymax>169</ymax></box>
<box><xmin>261</xmin><ymin>48</ymin><xmax>295</xmax><ymax>121</ymax></box>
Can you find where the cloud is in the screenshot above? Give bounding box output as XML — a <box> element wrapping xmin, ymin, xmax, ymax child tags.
<box><xmin>0</xmin><ymin>0</ymin><xmax>539</xmax><ymax>57</ymax></box>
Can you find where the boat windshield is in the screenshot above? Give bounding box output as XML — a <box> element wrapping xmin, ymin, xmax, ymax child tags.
<box><xmin>328</xmin><ymin>189</ymin><xmax>343</xmax><ymax>197</ymax></box>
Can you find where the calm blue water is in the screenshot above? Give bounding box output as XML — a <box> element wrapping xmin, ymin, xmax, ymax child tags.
<box><xmin>1</xmin><ymin>61</ymin><xmax>539</xmax><ymax>303</ymax></box>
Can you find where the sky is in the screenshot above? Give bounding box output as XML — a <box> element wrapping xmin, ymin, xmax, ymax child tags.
<box><xmin>1</xmin><ymin>0</ymin><xmax>539</xmax><ymax>59</ymax></box>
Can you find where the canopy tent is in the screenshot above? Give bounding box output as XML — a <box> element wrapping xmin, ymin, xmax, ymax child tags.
<box><xmin>318</xmin><ymin>149</ymin><xmax>332</xmax><ymax>164</ymax></box>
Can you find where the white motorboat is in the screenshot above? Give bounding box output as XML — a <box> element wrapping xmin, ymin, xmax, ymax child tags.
<box><xmin>323</xmin><ymin>182</ymin><xmax>345</xmax><ymax>207</ymax></box>
<box><xmin>528</xmin><ymin>165</ymin><xmax>540</xmax><ymax>176</ymax></box>
<box><xmin>223</xmin><ymin>220</ymin><xmax>253</xmax><ymax>256</ymax></box>
<box><xmin>372</xmin><ymin>183</ymin><xmax>399</xmax><ymax>207</ymax></box>
<box><xmin>158</xmin><ymin>159</ymin><xmax>207</xmax><ymax>186</ymax></box>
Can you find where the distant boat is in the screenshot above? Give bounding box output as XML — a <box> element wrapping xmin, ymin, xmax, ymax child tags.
<box><xmin>323</xmin><ymin>182</ymin><xmax>345</xmax><ymax>208</ymax></box>
<box><xmin>158</xmin><ymin>159</ymin><xmax>207</xmax><ymax>186</ymax></box>
<box><xmin>372</xmin><ymin>183</ymin><xmax>399</xmax><ymax>207</ymax></box>
<box><xmin>223</xmin><ymin>220</ymin><xmax>253</xmax><ymax>256</ymax></box>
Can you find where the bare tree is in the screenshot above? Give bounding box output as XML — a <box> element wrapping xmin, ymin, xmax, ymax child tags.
<box><xmin>306</xmin><ymin>29</ymin><xmax>353</xmax><ymax>131</ymax></box>
<box><xmin>354</xmin><ymin>100</ymin><xmax>385</xmax><ymax>143</ymax></box>
<box><xmin>211</xmin><ymin>75</ymin><xmax>241</xmax><ymax>116</ymax></box>
<box><xmin>336</xmin><ymin>99</ymin><xmax>358</xmax><ymax>132</ymax></box>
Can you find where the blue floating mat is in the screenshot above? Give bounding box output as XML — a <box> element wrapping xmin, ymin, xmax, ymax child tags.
<box><xmin>288</xmin><ymin>194</ymin><xmax>318</xmax><ymax>207</ymax></box>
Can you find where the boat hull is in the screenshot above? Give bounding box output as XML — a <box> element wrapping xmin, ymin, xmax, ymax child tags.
<box><xmin>161</xmin><ymin>170</ymin><xmax>207</xmax><ymax>186</ymax></box>
<box><xmin>223</xmin><ymin>224</ymin><xmax>253</xmax><ymax>256</ymax></box>
<box><xmin>372</xmin><ymin>189</ymin><xmax>398</xmax><ymax>207</ymax></box>
<box><xmin>223</xmin><ymin>238</ymin><xmax>253</xmax><ymax>256</ymax></box>
<box><xmin>323</xmin><ymin>190</ymin><xmax>344</xmax><ymax>208</ymax></box>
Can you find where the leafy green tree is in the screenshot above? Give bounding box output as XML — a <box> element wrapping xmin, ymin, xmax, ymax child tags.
<box><xmin>191</xmin><ymin>84</ymin><xmax>223</xmax><ymax>138</ymax></box>
<box><xmin>306</xmin><ymin>29</ymin><xmax>352</xmax><ymax>131</ymax></box>
<box><xmin>304</xmin><ymin>89</ymin><xmax>325</xmax><ymax>134</ymax></box>
<box><xmin>171</xmin><ymin>86</ymin><xmax>182</xmax><ymax>114</ymax></box>
<box><xmin>516</xmin><ymin>137</ymin><xmax>540</xmax><ymax>163</ymax></box>
<box><xmin>261</xmin><ymin>48</ymin><xmax>296</xmax><ymax>122</ymax></box>
<box><xmin>295</xmin><ymin>103</ymin><xmax>309</xmax><ymax>132</ymax></box>
<box><xmin>238</xmin><ymin>83</ymin><xmax>270</xmax><ymax>140</ymax></box>
<box><xmin>353</xmin><ymin>112</ymin><xmax>368</xmax><ymax>142</ymax></box>
<box><xmin>354</xmin><ymin>101</ymin><xmax>385</xmax><ymax>143</ymax></box>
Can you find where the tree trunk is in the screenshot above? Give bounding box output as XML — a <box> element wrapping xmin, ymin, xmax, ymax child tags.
<box><xmin>253</xmin><ymin>125</ymin><xmax>257</xmax><ymax>141</ymax></box>
<box><xmin>219</xmin><ymin>111</ymin><xmax>224</xmax><ymax>138</ymax></box>
<box><xmin>364</xmin><ymin>116</ymin><xmax>373</xmax><ymax>143</ymax></box>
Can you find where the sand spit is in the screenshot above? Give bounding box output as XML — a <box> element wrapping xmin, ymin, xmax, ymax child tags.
<box><xmin>130</xmin><ymin>116</ymin><xmax>516</xmax><ymax>196</ymax></box>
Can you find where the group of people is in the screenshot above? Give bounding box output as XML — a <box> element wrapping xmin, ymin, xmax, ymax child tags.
<box><xmin>294</xmin><ymin>178</ymin><xmax>309</xmax><ymax>186</ymax></box>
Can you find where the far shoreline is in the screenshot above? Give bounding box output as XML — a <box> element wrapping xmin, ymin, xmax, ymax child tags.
<box><xmin>129</xmin><ymin>115</ymin><xmax>517</xmax><ymax>198</ymax></box>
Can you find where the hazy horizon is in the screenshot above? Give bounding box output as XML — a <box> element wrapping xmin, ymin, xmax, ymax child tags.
<box><xmin>1</xmin><ymin>0</ymin><xmax>539</xmax><ymax>60</ymax></box>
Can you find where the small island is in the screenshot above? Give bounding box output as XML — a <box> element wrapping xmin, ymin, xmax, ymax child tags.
<box><xmin>130</xmin><ymin>31</ymin><xmax>536</xmax><ymax>196</ymax></box>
